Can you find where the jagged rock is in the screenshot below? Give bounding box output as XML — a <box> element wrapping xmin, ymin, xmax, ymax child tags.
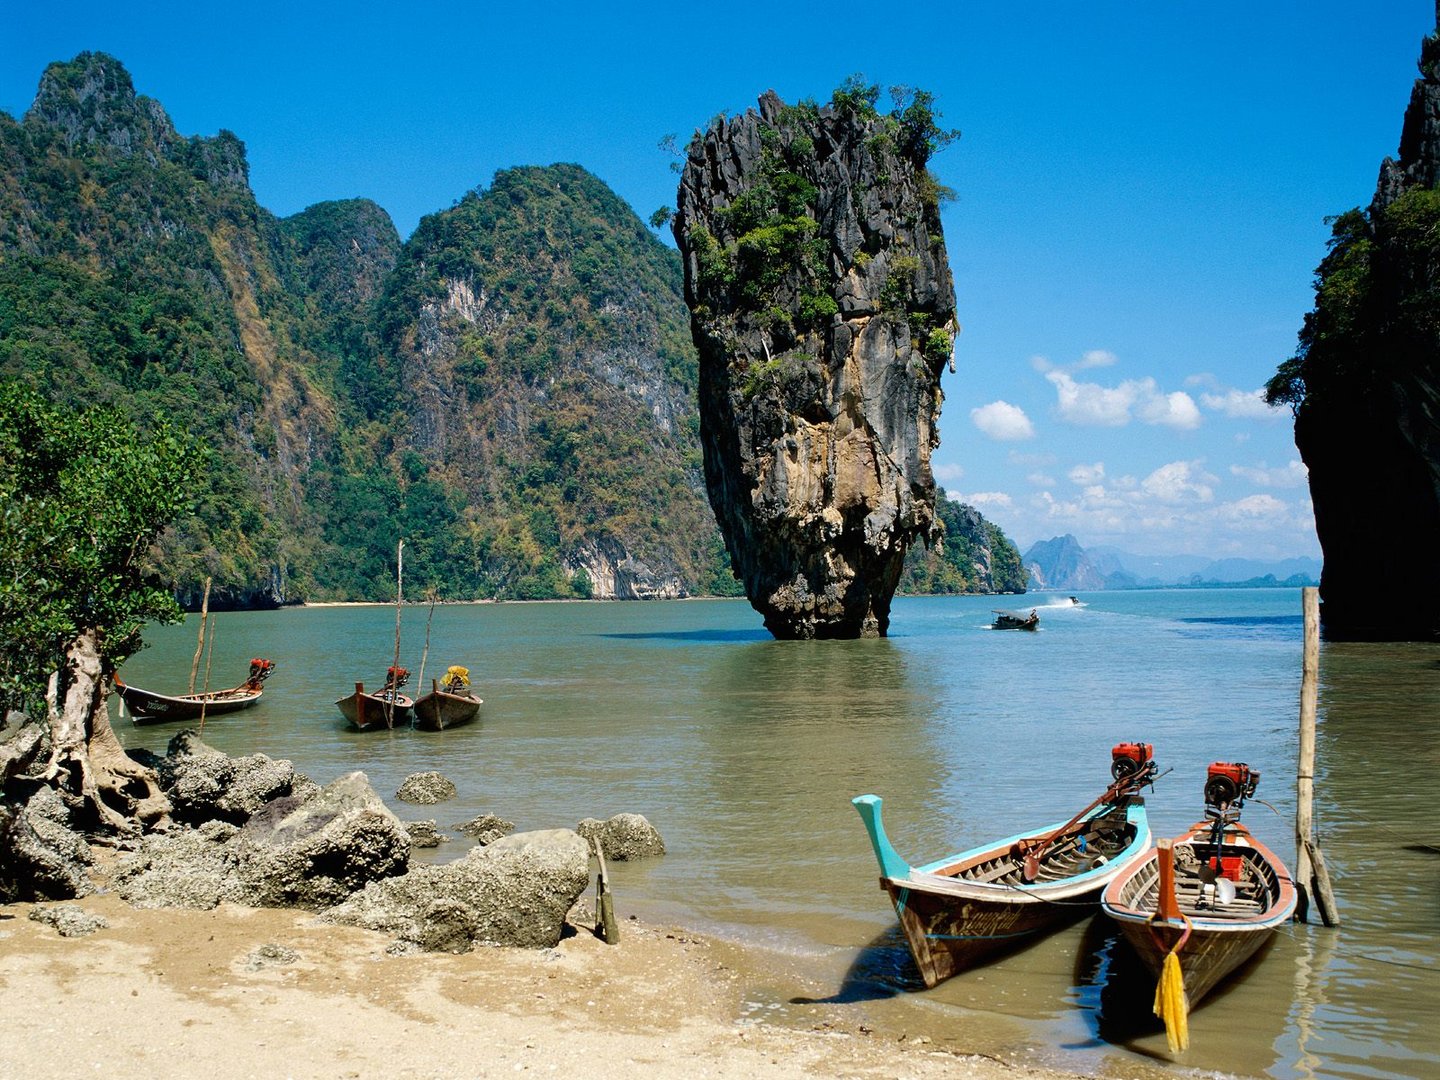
<box><xmin>245</xmin><ymin>943</ymin><xmax>300</xmax><ymax>970</ymax></box>
<box><xmin>675</xmin><ymin>89</ymin><xmax>955</xmax><ymax>638</ymax></box>
<box><xmin>238</xmin><ymin>772</ymin><xmax>410</xmax><ymax>908</ymax></box>
<box><xmin>156</xmin><ymin>730</ymin><xmax>320</xmax><ymax>825</ymax></box>
<box><xmin>576</xmin><ymin>813</ymin><xmax>665</xmax><ymax>861</ymax></box>
<box><xmin>27</xmin><ymin>905</ymin><xmax>108</xmax><ymax>937</ymax></box>
<box><xmin>320</xmin><ymin>828</ymin><xmax>591</xmax><ymax>950</ymax></box>
<box><xmin>0</xmin><ymin>796</ymin><xmax>94</xmax><ymax>903</ymax></box>
<box><xmin>396</xmin><ymin>772</ymin><xmax>457</xmax><ymax>805</ymax></box>
<box><xmin>114</xmin><ymin>771</ymin><xmax>409</xmax><ymax>911</ymax></box>
<box><xmin>404</xmin><ymin>820</ymin><xmax>447</xmax><ymax>848</ymax></box>
<box><xmin>1275</xmin><ymin>16</ymin><xmax>1440</xmax><ymax>640</ymax></box>
<box><xmin>454</xmin><ymin>813</ymin><xmax>515</xmax><ymax>843</ymax></box>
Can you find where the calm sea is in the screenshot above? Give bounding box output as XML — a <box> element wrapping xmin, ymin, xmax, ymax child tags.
<box><xmin>111</xmin><ymin>590</ymin><xmax>1439</xmax><ymax>1079</ymax></box>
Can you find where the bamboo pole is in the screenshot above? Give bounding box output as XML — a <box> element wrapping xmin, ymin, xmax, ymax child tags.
<box><xmin>387</xmin><ymin>540</ymin><xmax>404</xmax><ymax>729</ymax></box>
<box><xmin>188</xmin><ymin>577</ymin><xmax>212</xmax><ymax>694</ymax></box>
<box><xmin>198</xmin><ymin>614</ymin><xmax>216</xmax><ymax>735</ymax></box>
<box><xmin>1296</xmin><ymin>586</ymin><xmax>1339</xmax><ymax>925</ymax></box>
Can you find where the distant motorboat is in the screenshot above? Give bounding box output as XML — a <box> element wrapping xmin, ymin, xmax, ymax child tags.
<box><xmin>992</xmin><ymin>608</ymin><xmax>1040</xmax><ymax>630</ymax></box>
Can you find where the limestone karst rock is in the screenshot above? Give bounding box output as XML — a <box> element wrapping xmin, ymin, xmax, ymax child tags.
<box><xmin>674</xmin><ymin>89</ymin><xmax>957</xmax><ymax>638</ymax></box>
<box><xmin>1269</xmin><ymin>15</ymin><xmax>1440</xmax><ymax>640</ymax></box>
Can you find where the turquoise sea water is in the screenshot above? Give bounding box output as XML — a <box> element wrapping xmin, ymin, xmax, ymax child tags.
<box><xmin>111</xmin><ymin>590</ymin><xmax>1439</xmax><ymax>1079</ymax></box>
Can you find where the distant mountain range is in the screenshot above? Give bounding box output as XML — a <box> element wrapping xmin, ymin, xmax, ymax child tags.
<box><xmin>1023</xmin><ymin>535</ymin><xmax>1320</xmax><ymax>591</ymax></box>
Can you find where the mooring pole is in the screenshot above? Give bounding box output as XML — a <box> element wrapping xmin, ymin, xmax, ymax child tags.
<box><xmin>188</xmin><ymin>576</ymin><xmax>212</xmax><ymax>694</ymax></box>
<box><xmin>1296</xmin><ymin>586</ymin><xmax>1339</xmax><ymax>925</ymax></box>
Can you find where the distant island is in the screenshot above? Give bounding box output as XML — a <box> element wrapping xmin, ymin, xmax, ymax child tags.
<box><xmin>1022</xmin><ymin>534</ymin><xmax>1319</xmax><ymax>591</ymax></box>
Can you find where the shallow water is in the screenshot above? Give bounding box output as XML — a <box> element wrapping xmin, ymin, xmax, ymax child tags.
<box><xmin>112</xmin><ymin>590</ymin><xmax>1439</xmax><ymax>1079</ymax></box>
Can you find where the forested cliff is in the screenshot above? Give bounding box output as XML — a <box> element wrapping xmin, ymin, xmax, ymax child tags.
<box><xmin>1</xmin><ymin>54</ymin><xmax>1017</xmax><ymax>605</ymax></box>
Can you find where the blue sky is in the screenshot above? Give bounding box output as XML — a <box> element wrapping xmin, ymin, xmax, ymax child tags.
<box><xmin>5</xmin><ymin>1</ymin><xmax>1434</xmax><ymax>560</ymax></box>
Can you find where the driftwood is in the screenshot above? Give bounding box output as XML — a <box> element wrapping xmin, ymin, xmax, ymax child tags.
<box><xmin>41</xmin><ymin>628</ymin><xmax>170</xmax><ymax>834</ymax></box>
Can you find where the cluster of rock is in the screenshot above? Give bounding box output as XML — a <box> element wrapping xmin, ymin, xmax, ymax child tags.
<box><xmin>2</xmin><ymin>730</ymin><xmax>665</xmax><ymax>953</ymax></box>
<box><xmin>675</xmin><ymin>90</ymin><xmax>956</xmax><ymax>638</ymax></box>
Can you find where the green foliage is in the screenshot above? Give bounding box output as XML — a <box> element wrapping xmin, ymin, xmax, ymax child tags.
<box><xmin>0</xmin><ymin>386</ymin><xmax>203</xmax><ymax>715</ymax></box>
<box><xmin>898</xmin><ymin>491</ymin><xmax>1025</xmax><ymax>595</ymax></box>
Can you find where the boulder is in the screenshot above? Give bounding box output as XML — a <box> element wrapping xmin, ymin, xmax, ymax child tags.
<box><xmin>27</xmin><ymin>904</ymin><xmax>108</xmax><ymax>937</ymax></box>
<box><xmin>576</xmin><ymin>813</ymin><xmax>665</xmax><ymax>861</ymax></box>
<box><xmin>454</xmin><ymin>813</ymin><xmax>515</xmax><ymax>844</ymax></box>
<box><xmin>396</xmin><ymin>771</ymin><xmax>457</xmax><ymax>805</ymax></box>
<box><xmin>0</xmin><ymin>795</ymin><xmax>93</xmax><ymax>902</ymax></box>
<box><xmin>404</xmin><ymin>820</ymin><xmax>447</xmax><ymax>848</ymax></box>
<box><xmin>321</xmin><ymin>828</ymin><xmax>591</xmax><ymax>950</ymax></box>
<box><xmin>157</xmin><ymin>730</ymin><xmax>319</xmax><ymax>825</ymax></box>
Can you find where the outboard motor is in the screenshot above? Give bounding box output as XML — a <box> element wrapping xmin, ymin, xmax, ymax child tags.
<box><xmin>1111</xmin><ymin>742</ymin><xmax>1157</xmax><ymax>785</ymax></box>
<box><xmin>1204</xmin><ymin>761</ymin><xmax>1259</xmax><ymax>815</ymax></box>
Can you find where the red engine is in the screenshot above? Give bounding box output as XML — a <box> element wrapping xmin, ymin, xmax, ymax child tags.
<box><xmin>1111</xmin><ymin>741</ymin><xmax>1156</xmax><ymax>782</ymax></box>
<box><xmin>1204</xmin><ymin>761</ymin><xmax>1259</xmax><ymax>809</ymax></box>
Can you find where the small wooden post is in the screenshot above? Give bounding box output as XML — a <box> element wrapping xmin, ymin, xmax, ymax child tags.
<box><xmin>1156</xmin><ymin>838</ymin><xmax>1182</xmax><ymax>921</ymax></box>
<box><xmin>592</xmin><ymin>838</ymin><xmax>619</xmax><ymax>944</ymax></box>
<box><xmin>1296</xmin><ymin>586</ymin><xmax>1339</xmax><ymax>925</ymax></box>
<box><xmin>188</xmin><ymin>577</ymin><xmax>212</xmax><ymax>694</ymax></box>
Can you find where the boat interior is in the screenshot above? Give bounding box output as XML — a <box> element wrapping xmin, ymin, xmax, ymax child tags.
<box><xmin>1120</xmin><ymin>841</ymin><xmax>1280</xmax><ymax>919</ymax></box>
<box><xmin>932</xmin><ymin>806</ymin><xmax>1136</xmax><ymax>887</ymax></box>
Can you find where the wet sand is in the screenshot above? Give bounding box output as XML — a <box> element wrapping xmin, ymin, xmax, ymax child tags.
<box><xmin>0</xmin><ymin>859</ymin><xmax>1091</xmax><ymax>1080</ymax></box>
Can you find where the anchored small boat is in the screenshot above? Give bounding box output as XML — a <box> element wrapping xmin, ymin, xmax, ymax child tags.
<box><xmin>336</xmin><ymin>666</ymin><xmax>414</xmax><ymax>731</ymax></box>
<box><xmin>412</xmin><ymin>665</ymin><xmax>482</xmax><ymax>731</ymax></box>
<box><xmin>853</xmin><ymin>742</ymin><xmax>1158</xmax><ymax>987</ymax></box>
<box><xmin>992</xmin><ymin>608</ymin><xmax>1040</xmax><ymax>630</ymax></box>
<box><xmin>115</xmin><ymin>658</ymin><xmax>275</xmax><ymax>724</ymax></box>
<box><xmin>1101</xmin><ymin>761</ymin><xmax>1297</xmax><ymax>1051</ymax></box>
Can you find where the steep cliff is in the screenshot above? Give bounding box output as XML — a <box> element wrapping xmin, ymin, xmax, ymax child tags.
<box><xmin>900</xmin><ymin>493</ymin><xmax>1026</xmax><ymax>595</ymax></box>
<box><xmin>674</xmin><ymin>87</ymin><xmax>957</xmax><ymax>637</ymax></box>
<box><xmin>1267</xmin><ymin>18</ymin><xmax>1440</xmax><ymax>640</ymax></box>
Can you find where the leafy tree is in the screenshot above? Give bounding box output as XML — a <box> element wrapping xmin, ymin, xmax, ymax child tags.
<box><xmin>0</xmin><ymin>385</ymin><xmax>203</xmax><ymax>833</ymax></box>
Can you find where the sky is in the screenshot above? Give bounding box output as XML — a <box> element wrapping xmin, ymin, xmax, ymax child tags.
<box><xmin>4</xmin><ymin>1</ymin><xmax>1435</xmax><ymax>561</ymax></box>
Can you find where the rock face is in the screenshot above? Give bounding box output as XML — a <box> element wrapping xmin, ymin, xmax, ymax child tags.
<box><xmin>1269</xmin><ymin>17</ymin><xmax>1440</xmax><ymax>640</ymax></box>
<box><xmin>675</xmin><ymin>90</ymin><xmax>955</xmax><ymax>637</ymax></box>
<box><xmin>575</xmin><ymin>813</ymin><xmax>665</xmax><ymax>861</ymax></box>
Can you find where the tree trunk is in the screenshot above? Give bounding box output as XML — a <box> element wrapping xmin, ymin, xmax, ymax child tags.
<box><xmin>42</xmin><ymin>627</ymin><xmax>170</xmax><ymax>834</ymax></box>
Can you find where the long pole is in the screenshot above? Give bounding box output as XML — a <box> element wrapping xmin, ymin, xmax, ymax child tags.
<box><xmin>387</xmin><ymin>540</ymin><xmax>404</xmax><ymax>729</ymax></box>
<box><xmin>188</xmin><ymin>577</ymin><xmax>212</xmax><ymax>694</ymax></box>
<box><xmin>1296</xmin><ymin>586</ymin><xmax>1339</xmax><ymax>925</ymax></box>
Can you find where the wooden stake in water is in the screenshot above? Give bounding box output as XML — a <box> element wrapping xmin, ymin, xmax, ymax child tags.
<box><xmin>198</xmin><ymin>614</ymin><xmax>216</xmax><ymax>735</ymax></box>
<box><xmin>1296</xmin><ymin>586</ymin><xmax>1340</xmax><ymax>926</ymax></box>
<box><xmin>387</xmin><ymin>539</ymin><xmax>404</xmax><ymax>729</ymax></box>
<box><xmin>188</xmin><ymin>577</ymin><xmax>212</xmax><ymax>694</ymax></box>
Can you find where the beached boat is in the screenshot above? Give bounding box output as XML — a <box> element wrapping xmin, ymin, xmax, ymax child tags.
<box><xmin>992</xmin><ymin>608</ymin><xmax>1040</xmax><ymax>630</ymax></box>
<box><xmin>412</xmin><ymin>665</ymin><xmax>482</xmax><ymax>731</ymax></box>
<box><xmin>1101</xmin><ymin>762</ymin><xmax>1297</xmax><ymax>1028</ymax></box>
<box><xmin>115</xmin><ymin>658</ymin><xmax>275</xmax><ymax>724</ymax></box>
<box><xmin>336</xmin><ymin>667</ymin><xmax>414</xmax><ymax>731</ymax></box>
<box><xmin>853</xmin><ymin>743</ymin><xmax>1158</xmax><ymax>987</ymax></box>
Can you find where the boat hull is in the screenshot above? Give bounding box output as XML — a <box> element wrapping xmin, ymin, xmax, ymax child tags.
<box><xmin>1101</xmin><ymin>820</ymin><xmax>1297</xmax><ymax>1005</ymax></box>
<box><xmin>335</xmin><ymin>689</ymin><xmax>414</xmax><ymax>731</ymax></box>
<box><xmin>412</xmin><ymin>690</ymin><xmax>482</xmax><ymax>731</ymax></box>
<box><xmin>117</xmin><ymin>683</ymin><xmax>263</xmax><ymax>724</ymax></box>
<box><xmin>855</xmin><ymin>796</ymin><xmax>1151</xmax><ymax>987</ymax></box>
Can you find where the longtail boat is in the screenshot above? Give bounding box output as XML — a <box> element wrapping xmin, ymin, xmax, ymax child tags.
<box><xmin>413</xmin><ymin>665</ymin><xmax>483</xmax><ymax>731</ymax></box>
<box><xmin>853</xmin><ymin>742</ymin><xmax>1158</xmax><ymax>987</ymax></box>
<box><xmin>336</xmin><ymin>666</ymin><xmax>414</xmax><ymax>731</ymax></box>
<box><xmin>992</xmin><ymin>608</ymin><xmax>1040</xmax><ymax>630</ymax></box>
<box><xmin>115</xmin><ymin>659</ymin><xmax>275</xmax><ymax>725</ymax></box>
<box><xmin>1101</xmin><ymin>761</ymin><xmax>1296</xmax><ymax>1049</ymax></box>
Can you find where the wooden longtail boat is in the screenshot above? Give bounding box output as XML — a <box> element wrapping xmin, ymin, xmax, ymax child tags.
<box><xmin>1101</xmin><ymin>762</ymin><xmax>1297</xmax><ymax>1012</ymax></box>
<box><xmin>115</xmin><ymin>659</ymin><xmax>275</xmax><ymax>725</ymax></box>
<box><xmin>853</xmin><ymin>743</ymin><xmax>1158</xmax><ymax>987</ymax></box>
<box><xmin>413</xmin><ymin>665</ymin><xmax>482</xmax><ymax>731</ymax></box>
<box><xmin>336</xmin><ymin>667</ymin><xmax>414</xmax><ymax>731</ymax></box>
<box><xmin>992</xmin><ymin>608</ymin><xmax>1040</xmax><ymax>630</ymax></box>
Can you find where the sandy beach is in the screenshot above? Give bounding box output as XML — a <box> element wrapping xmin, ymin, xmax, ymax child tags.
<box><xmin>0</xmin><ymin>852</ymin><xmax>1096</xmax><ymax>1080</ymax></box>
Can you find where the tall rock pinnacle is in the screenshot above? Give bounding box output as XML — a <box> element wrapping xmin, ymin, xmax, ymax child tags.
<box><xmin>675</xmin><ymin>88</ymin><xmax>957</xmax><ymax>638</ymax></box>
<box><xmin>1267</xmin><ymin>13</ymin><xmax>1440</xmax><ymax>640</ymax></box>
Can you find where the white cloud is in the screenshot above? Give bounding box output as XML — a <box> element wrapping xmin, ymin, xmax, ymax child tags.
<box><xmin>1027</xmin><ymin>471</ymin><xmax>1057</xmax><ymax>487</ymax></box>
<box><xmin>1077</xmin><ymin>349</ymin><xmax>1118</xmax><ymax>369</ymax></box>
<box><xmin>1009</xmin><ymin>450</ymin><xmax>1057</xmax><ymax>467</ymax></box>
<box><xmin>1068</xmin><ymin>461</ymin><xmax>1105</xmax><ymax>485</ymax></box>
<box><xmin>1201</xmin><ymin>388</ymin><xmax>1285</xmax><ymax>420</ymax></box>
<box><xmin>1214</xmin><ymin>494</ymin><xmax>1291</xmax><ymax>529</ymax></box>
<box><xmin>1046</xmin><ymin>371</ymin><xmax>1201</xmax><ymax>430</ymax></box>
<box><xmin>970</xmin><ymin>400</ymin><xmax>1035</xmax><ymax>441</ymax></box>
<box><xmin>955</xmin><ymin>491</ymin><xmax>1014</xmax><ymax>511</ymax></box>
<box><xmin>1140</xmin><ymin>460</ymin><xmax>1216</xmax><ymax>503</ymax></box>
<box><xmin>933</xmin><ymin>462</ymin><xmax>966</xmax><ymax>484</ymax></box>
<box><xmin>1230</xmin><ymin>460</ymin><xmax>1308</xmax><ymax>488</ymax></box>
